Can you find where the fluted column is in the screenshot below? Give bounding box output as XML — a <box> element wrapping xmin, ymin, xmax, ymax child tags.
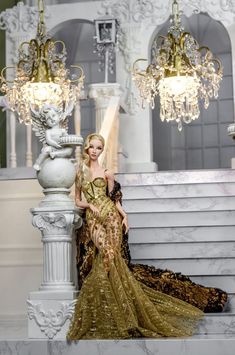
<box><xmin>89</xmin><ymin>83</ymin><xmax>122</xmax><ymax>132</ymax></box>
<box><xmin>74</xmin><ymin>101</ymin><xmax>82</xmax><ymax>164</ymax></box>
<box><xmin>26</xmin><ymin>125</ymin><xmax>33</xmax><ymax>167</ymax></box>
<box><xmin>9</xmin><ymin>111</ymin><xmax>17</xmax><ymax>168</ymax></box>
<box><xmin>31</xmin><ymin>210</ymin><xmax>79</xmax><ymax>291</ymax></box>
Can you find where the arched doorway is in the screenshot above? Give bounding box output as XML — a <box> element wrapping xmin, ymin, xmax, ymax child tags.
<box><xmin>152</xmin><ymin>13</ymin><xmax>235</xmax><ymax>170</ymax></box>
<box><xmin>50</xmin><ymin>19</ymin><xmax>116</xmax><ymax>138</ymax></box>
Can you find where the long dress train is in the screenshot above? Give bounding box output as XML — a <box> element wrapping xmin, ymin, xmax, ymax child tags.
<box><xmin>76</xmin><ymin>181</ymin><xmax>228</xmax><ymax>313</ymax></box>
<box><xmin>67</xmin><ymin>177</ymin><xmax>203</xmax><ymax>340</ymax></box>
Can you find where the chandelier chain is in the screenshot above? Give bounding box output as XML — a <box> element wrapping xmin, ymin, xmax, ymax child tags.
<box><xmin>37</xmin><ymin>0</ymin><xmax>46</xmax><ymax>38</ymax></box>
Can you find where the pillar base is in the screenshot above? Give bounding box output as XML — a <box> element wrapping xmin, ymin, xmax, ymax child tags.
<box><xmin>27</xmin><ymin>290</ymin><xmax>78</xmax><ymax>339</ymax></box>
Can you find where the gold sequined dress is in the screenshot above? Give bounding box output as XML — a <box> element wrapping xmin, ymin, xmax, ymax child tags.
<box><xmin>67</xmin><ymin>177</ymin><xmax>203</xmax><ymax>340</ymax></box>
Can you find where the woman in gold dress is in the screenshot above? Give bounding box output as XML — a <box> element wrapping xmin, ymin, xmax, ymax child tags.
<box><xmin>67</xmin><ymin>133</ymin><xmax>204</xmax><ymax>340</ymax></box>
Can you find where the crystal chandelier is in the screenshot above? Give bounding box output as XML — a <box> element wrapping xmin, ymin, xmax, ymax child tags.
<box><xmin>0</xmin><ymin>0</ymin><xmax>84</xmax><ymax>124</ymax></box>
<box><xmin>132</xmin><ymin>0</ymin><xmax>223</xmax><ymax>131</ymax></box>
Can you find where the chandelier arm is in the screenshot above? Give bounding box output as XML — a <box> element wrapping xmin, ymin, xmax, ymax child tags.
<box><xmin>70</xmin><ymin>65</ymin><xmax>85</xmax><ymax>83</ymax></box>
<box><xmin>1</xmin><ymin>66</ymin><xmax>16</xmax><ymax>84</ymax></box>
<box><xmin>180</xmin><ymin>32</ymin><xmax>199</xmax><ymax>48</ymax></box>
<box><xmin>211</xmin><ymin>58</ymin><xmax>223</xmax><ymax>72</ymax></box>
<box><xmin>198</xmin><ymin>46</ymin><xmax>211</xmax><ymax>56</ymax></box>
<box><xmin>53</xmin><ymin>40</ymin><xmax>66</xmax><ymax>55</ymax></box>
<box><xmin>133</xmin><ymin>59</ymin><xmax>148</xmax><ymax>73</ymax></box>
<box><xmin>29</xmin><ymin>39</ymin><xmax>40</xmax><ymax>60</ymax></box>
<box><xmin>18</xmin><ymin>41</ymin><xmax>30</xmax><ymax>52</ymax></box>
<box><xmin>18</xmin><ymin>59</ymin><xmax>30</xmax><ymax>69</ymax></box>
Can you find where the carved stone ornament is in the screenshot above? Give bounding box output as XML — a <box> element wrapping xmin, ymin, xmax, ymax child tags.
<box><xmin>0</xmin><ymin>2</ymin><xmax>50</xmax><ymax>64</ymax></box>
<box><xmin>0</xmin><ymin>2</ymin><xmax>38</xmax><ymax>36</ymax></box>
<box><xmin>32</xmin><ymin>213</ymin><xmax>70</xmax><ymax>234</ymax></box>
<box><xmin>27</xmin><ymin>300</ymin><xmax>77</xmax><ymax>339</ymax></box>
<box><xmin>0</xmin><ymin>2</ymin><xmax>51</xmax><ymax>36</ymax></box>
<box><xmin>100</xmin><ymin>0</ymin><xmax>235</xmax><ymax>26</ymax></box>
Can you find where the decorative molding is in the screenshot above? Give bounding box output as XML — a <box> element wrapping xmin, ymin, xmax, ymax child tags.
<box><xmin>0</xmin><ymin>2</ymin><xmax>50</xmax><ymax>64</ymax></box>
<box><xmin>89</xmin><ymin>83</ymin><xmax>122</xmax><ymax>99</ymax></box>
<box><xmin>0</xmin><ymin>2</ymin><xmax>51</xmax><ymax>37</ymax></box>
<box><xmin>0</xmin><ymin>2</ymin><xmax>37</xmax><ymax>35</ymax></box>
<box><xmin>27</xmin><ymin>300</ymin><xmax>76</xmax><ymax>339</ymax></box>
<box><xmin>100</xmin><ymin>0</ymin><xmax>235</xmax><ymax>26</ymax></box>
<box><xmin>32</xmin><ymin>213</ymin><xmax>67</xmax><ymax>234</ymax></box>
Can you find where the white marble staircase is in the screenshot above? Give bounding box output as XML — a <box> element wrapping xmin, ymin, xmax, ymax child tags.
<box><xmin>120</xmin><ymin>170</ymin><xmax>235</xmax><ymax>351</ymax></box>
<box><xmin>1</xmin><ymin>170</ymin><xmax>235</xmax><ymax>355</ymax></box>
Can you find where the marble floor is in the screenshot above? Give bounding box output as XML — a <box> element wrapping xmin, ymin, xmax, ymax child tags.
<box><xmin>0</xmin><ymin>321</ymin><xmax>235</xmax><ymax>355</ymax></box>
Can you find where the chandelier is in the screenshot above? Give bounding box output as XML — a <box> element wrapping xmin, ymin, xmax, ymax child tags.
<box><xmin>0</xmin><ymin>0</ymin><xmax>84</xmax><ymax>124</ymax></box>
<box><xmin>132</xmin><ymin>0</ymin><xmax>223</xmax><ymax>131</ymax></box>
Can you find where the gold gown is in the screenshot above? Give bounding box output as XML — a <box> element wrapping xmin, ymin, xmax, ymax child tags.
<box><xmin>67</xmin><ymin>177</ymin><xmax>203</xmax><ymax>340</ymax></box>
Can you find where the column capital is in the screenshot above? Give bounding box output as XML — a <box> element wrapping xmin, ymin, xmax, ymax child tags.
<box><xmin>89</xmin><ymin>83</ymin><xmax>122</xmax><ymax>100</ymax></box>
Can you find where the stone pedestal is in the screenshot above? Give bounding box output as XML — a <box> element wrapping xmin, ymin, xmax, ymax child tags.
<box><xmin>28</xmin><ymin>205</ymin><xmax>82</xmax><ymax>339</ymax></box>
<box><xmin>27</xmin><ymin>156</ymin><xmax>82</xmax><ymax>339</ymax></box>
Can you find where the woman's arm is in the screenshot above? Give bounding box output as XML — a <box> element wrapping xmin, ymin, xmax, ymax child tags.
<box><xmin>75</xmin><ymin>187</ymin><xmax>90</xmax><ymax>209</ymax></box>
<box><xmin>105</xmin><ymin>170</ymin><xmax>129</xmax><ymax>232</ymax></box>
<box><xmin>75</xmin><ymin>183</ymin><xmax>100</xmax><ymax>217</ymax></box>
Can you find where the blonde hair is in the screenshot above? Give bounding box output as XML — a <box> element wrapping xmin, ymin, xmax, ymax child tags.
<box><xmin>82</xmin><ymin>133</ymin><xmax>105</xmax><ymax>167</ymax></box>
<box><xmin>76</xmin><ymin>133</ymin><xmax>105</xmax><ymax>188</ymax></box>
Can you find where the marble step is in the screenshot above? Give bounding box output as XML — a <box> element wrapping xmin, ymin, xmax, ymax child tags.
<box><xmin>1</xmin><ymin>336</ymin><xmax>235</xmax><ymax>355</ymax></box>
<box><xmin>117</xmin><ymin>169</ymin><xmax>235</xmax><ymax>186</ymax></box>
<box><xmin>133</xmin><ymin>258</ymin><xmax>235</xmax><ymax>276</ymax></box>
<box><xmin>190</xmin><ymin>276</ymin><xmax>235</xmax><ymax>294</ymax></box>
<box><xmin>227</xmin><ymin>295</ymin><xmax>235</xmax><ymax>312</ymax></box>
<box><xmin>122</xmin><ymin>182</ymin><xmax>235</xmax><ymax>199</ymax></box>
<box><xmin>128</xmin><ymin>210</ymin><xmax>235</xmax><ymax>228</ymax></box>
<box><xmin>123</xmin><ymin>196</ymin><xmax>235</xmax><ymax>212</ymax></box>
<box><xmin>129</xmin><ymin>226</ymin><xmax>235</xmax><ymax>243</ymax></box>
<box><xmin>129</xmin><ymin>241</ymin><xmax>235</xmax><ymax>259</ymax></box>
<box><xmin>199</xmin><ymin>313</ymin><xmax>235</xmax><ymax>335</ymax></box>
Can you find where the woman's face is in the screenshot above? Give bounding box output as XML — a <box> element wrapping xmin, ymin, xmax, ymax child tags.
<box><xmin>87</xmin><ymin>138</ymin><xmax>103</xmax><ymax>161</ymax></box>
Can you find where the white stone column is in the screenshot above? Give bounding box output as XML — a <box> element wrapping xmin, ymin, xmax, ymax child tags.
<box><xmin>27</xmin><ymin>134</ymin><xmax>83</xmax><ymax>339</ymax></box>
<box><xmin>31</xmin><ymin>209</ymin><xmax>78</xmax><ymax>291</ymax></box>
<box><xmin>26</xmin><ymin>125</ymin><xmax>33</xmax><ymax>167</ymax></box>
<box><xmin>9</xmin><ymin>111</ymin><xmax>17</xmax><ymax>168</ymax></box>
<box><xmin>88</xmin><ymin>82</ymin><xmax>122</xmax><ymax>132</ymax></box>
<box><xmin>27</xmin><ymin>207</ymin><xmax>81</xmax><ymax>340</ymax></box>
<box><xmin>74</xmin><ymin>101</ymin><xmax>82</xmax><ymax>163</ymax></box>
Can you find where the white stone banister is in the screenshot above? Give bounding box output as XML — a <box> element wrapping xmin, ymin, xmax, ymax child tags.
<box><xmin>26</xmin><ymin>124</ymin><xmax>33</xmax><ymax>167</ymax></box>
<box><xmin>9</xmin><ymin>111</ymin><xmax>17</xmax><ymax>168</ymax></box>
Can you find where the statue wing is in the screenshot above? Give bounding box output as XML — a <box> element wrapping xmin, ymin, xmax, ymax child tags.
<box><xmin>60</xmin><ymin>101</ymin><xmax>75</xmax><ymax>131</ymax></box>
<box><xmin>31</xmin><ymin>108</ymin><xmax>47</xmax><ymax>144</ymax></box>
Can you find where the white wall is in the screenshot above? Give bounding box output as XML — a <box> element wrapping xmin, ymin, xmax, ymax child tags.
<box><xmin>0</xmin><ymin>179</ymin><xmax>42</xmax><ymax>319</ymax></box>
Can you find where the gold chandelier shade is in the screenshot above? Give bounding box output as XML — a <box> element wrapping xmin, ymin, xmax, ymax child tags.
<box><xmin>0</xmin><ymin>0</ymin><xmax>84</xmax><ymax>124</ymax></box>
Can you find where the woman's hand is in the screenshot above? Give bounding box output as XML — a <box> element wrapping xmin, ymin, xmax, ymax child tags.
<box><xmin>122</xmin><ymin>215</ymin><xmax>129</xmax><ymax>234</ymax></box>
<box><xmin>89</xmin><ymin>203</ymin><xmax>100</xmax><ymax>219</ymax></box>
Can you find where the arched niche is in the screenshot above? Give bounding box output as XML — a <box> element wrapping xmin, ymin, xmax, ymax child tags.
<box><xmin>151</xmin><ymin>12</ymin><xmax>235</xmax><ymax>170</ymax></box>
<box><xmin>49</xmin><ymin>19</ymin><xmax>116</xmax><ymax>139</ymax></box>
